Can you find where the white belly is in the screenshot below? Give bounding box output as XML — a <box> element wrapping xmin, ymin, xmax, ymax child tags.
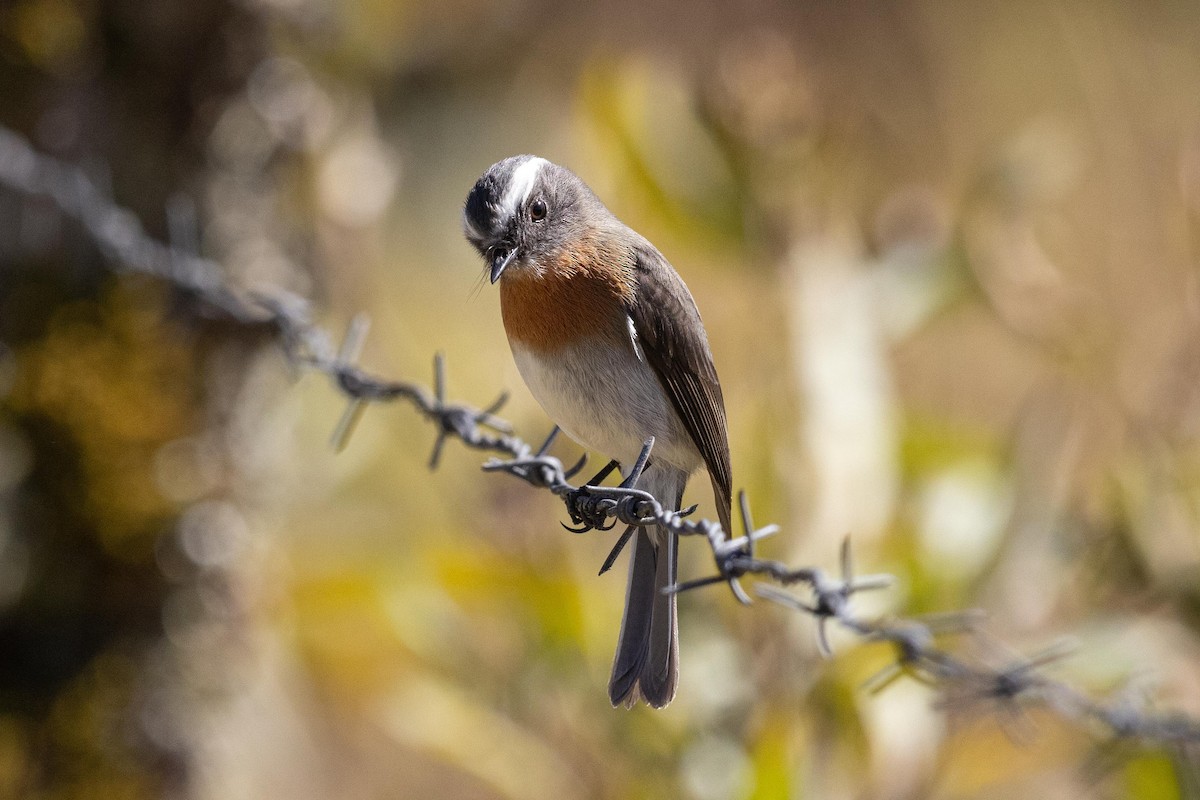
<box><xmin>511</xmin><ymin>340</ymin><xmax>700</xmax><ymax>473</ymax></box>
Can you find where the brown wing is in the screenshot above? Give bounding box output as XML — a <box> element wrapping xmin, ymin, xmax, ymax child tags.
<box><xmin>627</xmin><ymin>245</ymin><xmax>733</xmax><ymax>533</ymax></box>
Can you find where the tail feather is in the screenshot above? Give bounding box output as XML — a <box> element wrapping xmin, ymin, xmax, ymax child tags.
<box><xmin>609</xmin><ymin>466</ymin><xmax>683</xmax><ymax>709</ymax></box>
<box><xmin>608</xmin><ymin>526</ymin><xmax>678</xmax><ymax>707</ymax></box>
<box><xmin>638</xmin><ymin>528</ymin><xmax>678</xmax><ymax>704</ymax></box>
<box><xmin>609</xmin><ymin>527</ymin><xmax>652</xmax><ymax>696</ymax></box>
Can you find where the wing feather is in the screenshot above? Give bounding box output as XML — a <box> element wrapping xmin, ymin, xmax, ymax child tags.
<box><xmin>627</xmin><ymin>246</ymin><xmax>733</xmax><ymax>533</ymax></box>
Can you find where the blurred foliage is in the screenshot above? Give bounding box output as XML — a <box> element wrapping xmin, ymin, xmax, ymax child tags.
<box><xmin>2</xmin><ymin>0</ymin><xmax>1200</xmax><ymax>799</ymax></box>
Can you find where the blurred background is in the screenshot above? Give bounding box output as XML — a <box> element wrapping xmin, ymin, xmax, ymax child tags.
<box><xmin>2</xmin><ymin>0</ymin><xmax>1200</xmax><ymax>797</ymax></box>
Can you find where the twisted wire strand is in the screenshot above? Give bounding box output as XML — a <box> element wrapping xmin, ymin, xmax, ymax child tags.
<box><xmin>1</xmin><ymin>124</ymin><xmax>1198</xmax><ymax>753</ymax></box>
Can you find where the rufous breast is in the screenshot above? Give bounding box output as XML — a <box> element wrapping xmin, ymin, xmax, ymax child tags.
<box><xmin>500</xmin><ymin>242</ymin><xmax>635</xmax><ymax>353</ymax></box>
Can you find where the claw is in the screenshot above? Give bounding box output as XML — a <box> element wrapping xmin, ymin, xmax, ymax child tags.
<box><xmin>560</xmin><ymin>459</ymin><xmax>622</xmax><ymax>532</ymax></box>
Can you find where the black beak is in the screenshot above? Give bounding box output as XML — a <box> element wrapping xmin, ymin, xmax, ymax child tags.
<box><xmin>489</xmin><ymin>246</ymin><xmax>518</xmax><ymax>284</ymax></box>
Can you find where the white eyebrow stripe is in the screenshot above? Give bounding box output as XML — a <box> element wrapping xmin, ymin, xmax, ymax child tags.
<box><xmin>501</xmin><ymin>157</ymin><xmax>547</xmax><ymax>219</ymax></box>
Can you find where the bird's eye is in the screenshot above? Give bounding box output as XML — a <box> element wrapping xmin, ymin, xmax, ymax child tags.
<box><xmin>529</xmin><ymin>198</ymin><xmax>548</xmax><ymax>221</ymax></box>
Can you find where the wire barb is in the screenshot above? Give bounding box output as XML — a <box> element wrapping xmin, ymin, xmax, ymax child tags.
<box><xmin>598</xmin><ymin>526</ymin><xmax>636</xmax><ymax>575</ymax></box>
<box><xmin>330</xmin><ymin>314</ymin><xmax>372</xmax><ymax>452</ymax></box>
<box><xmin>2</xmin><ymin>122</ymin><xmax>1199</xmax><ymax>753</ymax></box>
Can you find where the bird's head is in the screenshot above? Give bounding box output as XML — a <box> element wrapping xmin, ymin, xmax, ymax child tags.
<box><xmin>463</xmin><ymin>155</ymin><xmax>597</xmax><ymax>283</ymax></box>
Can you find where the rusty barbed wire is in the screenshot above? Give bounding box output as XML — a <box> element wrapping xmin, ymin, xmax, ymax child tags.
<box><xmin>1</xmin><ymin>124</ymin><xmax>1198</xmax><ymax>757</ymax></box>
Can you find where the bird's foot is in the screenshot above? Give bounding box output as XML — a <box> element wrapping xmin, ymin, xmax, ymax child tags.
<box><xmin>561</xmin><ymin>458</ymin><xmax>621</xmax><ymax>533</ymax></box>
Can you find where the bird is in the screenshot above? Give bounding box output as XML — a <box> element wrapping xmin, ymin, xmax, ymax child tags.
<box><xmin>462</xmin><ymin>155</ymin><xmax>732</xmax><ymax>708</ymax></box>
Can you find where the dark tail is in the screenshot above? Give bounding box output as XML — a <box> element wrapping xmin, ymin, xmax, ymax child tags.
<box><xmin>609</xmin><ymin>467</ymin><xmax>682</xmax><ymax>708</ymax></box>
<box><xmin>609</xmin><ymin>462</ymin><xmax>686</xmax><ymax>705</ymax></box>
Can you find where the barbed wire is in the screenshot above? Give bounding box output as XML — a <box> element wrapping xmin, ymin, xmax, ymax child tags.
<box><xmin>2</xmin><ymin>124</ymin><xmax>1198</xmax><ymax>761</ymax></box>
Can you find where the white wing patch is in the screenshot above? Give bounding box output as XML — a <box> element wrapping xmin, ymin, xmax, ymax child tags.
<box><xmin>501</xmin><ymin>156</ymin><xmax>547</xmax><ymax>219</ymax></box>
<box><xmin>626</xmin><ymin>315</ymin><xmax>643</xmax><ymax>362</ymax></box>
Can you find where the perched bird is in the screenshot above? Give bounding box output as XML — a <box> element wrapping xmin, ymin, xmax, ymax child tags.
<box><xmin>463</xmin><ymin>155</ymin><xmax>732</xmax><ymax>708</ymax></box>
